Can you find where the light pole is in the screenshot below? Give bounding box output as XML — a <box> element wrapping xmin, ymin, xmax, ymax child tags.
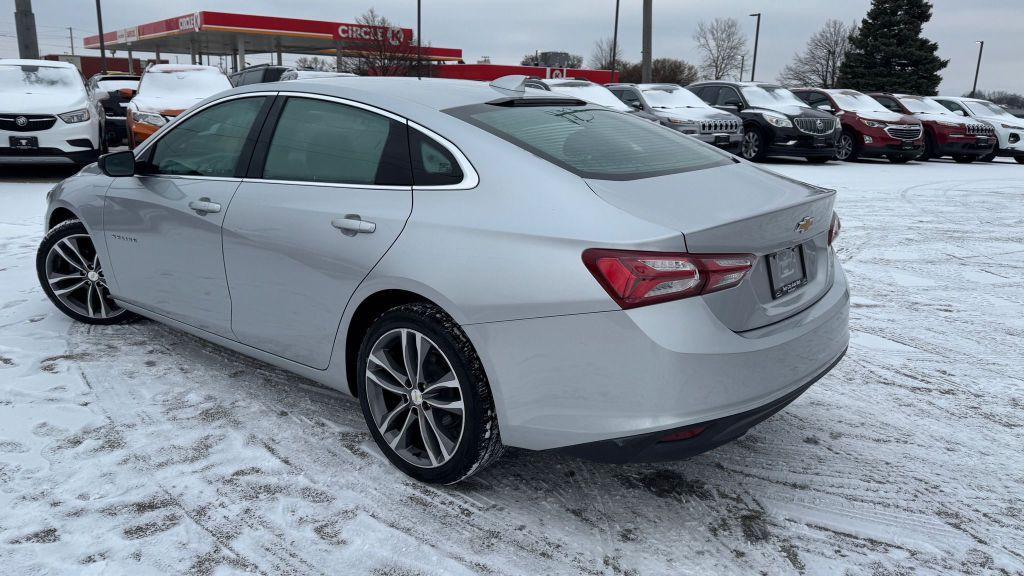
<box><xmin>749</xmin><ymin>12</ymin><xmax>761</xmax><ymax>82</ymax></box>
<box><xmin>641</xmin><ymin>0</ymin><xmax>652</xmax><ymax>83</ymax></box>
<box><xmin>95</xmin><ymin>0</ymin><xmax>107</xmax><ymax>73</ymax></box>
<box><xmin>416</xmin><ymin>0</ymin><xmax>422</xmax><ymax>79</ymax></box>
<box><xmin>609</xmin><ymin>0</ymin><xmax>620</xmax><ymax>83</ymax></box>
<box><xmin>971</xmin><ymin>40</ymin><xmax>984</xmax><ymax>97</ymax></box>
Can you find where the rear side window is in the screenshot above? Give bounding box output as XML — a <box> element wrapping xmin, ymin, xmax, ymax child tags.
<box><xmin>447</xmin><ymin>104</ymin><xmax>730</xmax><ymax>180</ymax></box>
<box><xmin>410</xmin><ymin>128</ymin><xmax>464</xmax><ymax>186</ymax></box>
<box><xmin>262</xmin><ymin>97</ymin><xmax>410</xmax><ymax>186</ymax></box>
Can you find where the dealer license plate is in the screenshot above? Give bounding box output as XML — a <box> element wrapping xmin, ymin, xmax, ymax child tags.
<box><xmin>767</xmin><ymin>245</ymin><xmax>807</xmax><ymax>299</ymax></box>
<box><xmin>9</xmin><ymin>136</ymin><xmax>38</xmax><ymax>149</ymax></box>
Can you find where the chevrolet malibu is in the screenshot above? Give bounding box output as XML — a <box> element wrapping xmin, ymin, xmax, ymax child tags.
<box><xmin>37</xmin><ymin>76</ymin><xmax>849</xmax><ymax>484</ymax></box>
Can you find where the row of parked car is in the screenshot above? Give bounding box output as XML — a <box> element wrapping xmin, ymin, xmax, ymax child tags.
<box><xmin>533</xmin><ymin>78</ymin><xmax>1022</xmax><ymax>165</ymax></box>
<box><xmin>0</xmin><ymin>59</ymin><xmax>353</xmax><ymax>167</ymax></box>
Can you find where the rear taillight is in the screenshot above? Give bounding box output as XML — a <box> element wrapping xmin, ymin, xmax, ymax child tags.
<box><xmin>582</xmin><ymin>249</ymin><xmax>754</xmax><ymax>309</ymax></box>
<box><xmin>828</xmin><ymin>212</ymin><xmax>841</xmax><ymax>246</ymax></box>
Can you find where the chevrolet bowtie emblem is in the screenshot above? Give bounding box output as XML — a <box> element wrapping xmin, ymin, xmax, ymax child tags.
<box><xmin>795</xmin><ymin>217</ymin><xmax>814</xmax><ymax>233</ymax></box>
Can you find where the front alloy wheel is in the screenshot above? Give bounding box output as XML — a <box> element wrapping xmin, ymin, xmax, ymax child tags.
<box><xmin>836</xmin><ymin>132</ymin><xmax>856</xmax><ymax>161</ymax></box>
<box><xmin>357</xmin><ymin>303</ymin><xmax>503</xmax><ymax>484</ymax></box>
<box><xmin>36</xmin><ymin>220</ymin><xmax>135</xmax><ymax>325</ymax></box>
<box><xmin>741</xmin><ymin>129</ymin><xmax>764</xmax><ymax>161</ymax></box>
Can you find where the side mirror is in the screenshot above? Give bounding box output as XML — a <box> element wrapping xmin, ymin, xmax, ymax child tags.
<box><xmin>629</xmin><ymin>101</ymin><xmax>642</xmax><ymax>110</ymax></box>
<box><xmin>98</xmin><ymin>150</ymin><xmax>136</xmax><ymax>177</ymax></box>
<box><xmin>953</xmin><ymin>109</ymin><xmax>965</xmax><ymax>116</ymax></box>
<box><xmin>117</xmin><ymin>87</ymin><xmax>137</xmax><ymax>99</ymax></box>
<box><xmin>817</xmin><ymin>104</ymin><xmax>836</xmax><ymax>114</ymax></box>
<box><xmin>719</xmin><ymin>102</ymin><xmax>741</xmax><ymax>112</ymax></box>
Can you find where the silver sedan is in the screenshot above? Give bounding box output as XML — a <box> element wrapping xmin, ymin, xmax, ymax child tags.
<box><xmin>37</xmin><ymin>76</ymin><xmax>849</xmax><ymax>484</ymax></box>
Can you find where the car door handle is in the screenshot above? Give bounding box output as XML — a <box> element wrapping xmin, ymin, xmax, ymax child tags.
<box><xmin>332</xmin><ymin>216</ymin><xmax>376</xmax><ymax>235</ymax></box>
<box><xmin>188</xmin><ymin>199</ymin><xmax>221</xmax><ymax>214</ymax></box>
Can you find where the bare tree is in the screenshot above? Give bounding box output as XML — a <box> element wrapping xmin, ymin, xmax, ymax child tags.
<box><xmin>294</xmin><ymin>56</ymin><xmax>336</xmax><ymax>72</ymax></box>
<box><xmin>651</xmin><ymin>58</ymin><xmax>700</xmax><ymax>85</ymax></box>
<box><xmin>341</xmin><ymin>8</ymin><xmax>418</xmax><ymax>76</ymax></box>
<box><xmin>589</xmin><ymin>37</ymin><xmax>623</xmax><ymax>70</ymax></box>
<box><xmin>693</xmin><ymin>18</ymin><xmax>747</xmax><ymax>80</ymax></box>
<box><xmin>776</xmin><ymin>19</ymin><xmax>856</xmax><ymax>88</ymax></box>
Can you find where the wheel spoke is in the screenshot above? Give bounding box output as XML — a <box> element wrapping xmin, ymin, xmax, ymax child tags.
<box><xmin>52</xmin><ymin>243</ymin><xmax>87</xmax><ymax>273</ymax></box>
<box><xmin>97</xmin><ymin>286</ymin><xmax>109</xmax><ymax>318</ymax></box>
<box><xmin>366</xmin><ymin>369</ymin><xmax>408</xmax><ymax>396</ymax></box>
<box><xmin>369</xmin><ymin>350</ymin><xmax>407</xmax><ymax>388</ymax></box>
<box><xmin>389</xmin><ymin>409</ymin><xmax>416</xmax><ymax>450</ymax></box>
<box><xmin>60</xmin><ymin>238</ymin><xmax>90</xmax><ymax>271</ymax></box>
<box><xmin>86</xmin><ymin>283</ymin><xmax>95</xmax><ymax>317</ymax></box>
<box><xmin>401</xmin><ymin>329</ymin><xmax>427</xmax><ymax>386</ymax></box>
<box><xmin>49</xmin><ymin>273</ymin><xmax>85</xmax><ymax>287</ymax></box>
<box><xmin>378</xmin><ymin>399</ymin><xmax>409</xmax><ymax>431</ymax></box>
<box><xmin>53</xmin><ymin>279</ymin><xmax>88</xmax><ymax>296</ymax></box>
<box><xmin>423</xmin><ymin>396</ymin><xmax>463</xmax><ymax>413</ymax></box>
<box><xmin>418</xmin><ymin>410</ymin><xmax>441</xmax><ymax>466</ymax></box>
<box><xmin>422</xmin><ymin>408</ymin><xmax>454</xmax><ymax>462</ymax></box>
<box><xmin>422</xmin><ymin>372</ymin><xmax>459</xmax><ymax>397</ymax></box>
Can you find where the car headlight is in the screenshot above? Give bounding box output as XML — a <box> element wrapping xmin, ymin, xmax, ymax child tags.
<box><xmin>1001</xmin><ymin>123</ymin><xmax>1024</xmax><ymax>130</ymax></box>
<box><xmin>58</xmin><ymin>109</ymin><xmax>90</xmax><ymax>124</ymax></box>
<box><xmin>665</xmin><ymin>117</ymin><xmax>696</xmax><ymax>126</ymax></box>
<box><xmin>937</xmin><ymin>121</ymin><xmax>962</xmax><ymax>128</ymax></box>
<box><xmin>132</xmin><ymin>111</ymin><xmax>167</xmax><ymax>127</ymax></box>
<box><xmin>761</xmin><ymin>113</ymin><xmax>793</xmax><ymax>128</ymax></box>
<box><xmin>860</xmin><ymin>118</ymin><xmax>887</xmax><ymax>129</ymax></box>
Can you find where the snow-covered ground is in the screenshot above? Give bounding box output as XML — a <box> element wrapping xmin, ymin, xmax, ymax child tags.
<box><xmin>1</xmin><ymin>158</ymin><xmax>1022</xmax><ymax>575</ymax></box>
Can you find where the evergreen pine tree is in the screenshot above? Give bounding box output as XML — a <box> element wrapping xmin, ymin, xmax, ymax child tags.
<box><xmin>837</xmin><ymin>0</ymin><xmax>948</xmax><ymax>94</ymax></box>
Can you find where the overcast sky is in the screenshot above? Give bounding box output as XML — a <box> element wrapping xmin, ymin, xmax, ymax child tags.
<box><xmin>2</xmin><ymin>0</ymin><xmax>1020</xmax><ymax>95</ymax></box>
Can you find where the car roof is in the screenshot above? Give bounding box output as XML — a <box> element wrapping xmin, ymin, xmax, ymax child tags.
<box><xmin>239</xmin><ymin>76</ymin><xmax>569</xmax><ymax>113</ymax></box>
<box><xmin>689</xmin><ymin>80</ymin><xmax>781</xmax><ymax>89</ymax></box>
<box><xmin>146</xmin><ymin>64</ymin><xmax>222</xmax><ymax>74</ymax></box>
<box><xmin>0</xmin><ymin>58</ymin><xmax>77</xmax><ymax>69</ymax></box>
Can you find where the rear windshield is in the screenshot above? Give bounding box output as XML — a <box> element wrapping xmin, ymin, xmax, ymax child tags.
<box><xmin>446</xmin><ymin>104</ymin><xmax>730</xmax><ymax>180</ymax></box>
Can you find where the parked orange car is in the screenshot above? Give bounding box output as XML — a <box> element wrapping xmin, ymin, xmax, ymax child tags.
<box><xmin>126</xmin><ymin>64</ymin><xmax>231</xmax><ymax>147</ymax></box>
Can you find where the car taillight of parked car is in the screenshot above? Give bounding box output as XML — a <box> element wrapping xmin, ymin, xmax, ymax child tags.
<box><xmin>829</xmin><ymin>212</ymin><xmax>841</xmax><ymax>246</ymax></box>
<box><xmin>582</xmin><ymin>249</ymin><xmax>755</xmax><ymax>309</ymax></box>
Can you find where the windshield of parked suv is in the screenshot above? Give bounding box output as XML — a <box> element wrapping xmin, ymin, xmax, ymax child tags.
<box><xmin>139</xmin><ymin>69</ymin><xmax>231</xmax><ymax>97</ymax></box>
<box><xmin>897</xmin><ymin>96</ymin><xmax>952</xmax><ymax>115</ymax></box>
<box><xmin>547</xmin><ymin>83</ymin><xmax>630</xmax><ymax>111</ymax></box>
<box><xmin>828</xmin><ymin>91</ymin><xmax>889</xmax><ymax>113</ymax></box>
<box><xmin>740</xmin><ymin>85</ymin><xmax>807</xmax><ymax>108</ymax></box>
<box><xmin>963</xmin><ymin>100</ymin><xmax>1015</xmax><ymax>118</ymax></box>
<box><xmin>0</xmin><ymin>64</ymin><xmax>83</xmax><ymax>95</ymax></box>
<box><xmin>447</xmin><ymin>104</ymin><xmax>730</xmax><ymax>180</ymax></box>
<box><xmin>641</xmin><ymin>87</ymin><xmax>709</xmax><ymax>109</ymax></box>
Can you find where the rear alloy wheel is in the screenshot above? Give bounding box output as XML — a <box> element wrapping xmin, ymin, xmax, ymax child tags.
<box><xmin>835</xmin><ymin>131</ymin><xmax>859</xmax><ymax>161</ymax></box>
<box><xmin>357</xmin><ymin>303</ymin><xmax>503</xmax><ymax>484</ymax></box>
<box><xmin>36</xmin><ymin>220</ymin><xmax>135</xmax><ymax>325</ymax></box>
<box><xmin>952</xmin><ymin>154</ymin><xmax>976</xmax><ymax>164</ymax></box>
<box><xmin>740</xmin><ymin>127</ymin><xmax>766</xmax><ymax>161</ymax></box>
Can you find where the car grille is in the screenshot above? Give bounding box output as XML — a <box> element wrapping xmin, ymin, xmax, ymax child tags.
<box><xmin>966</xmin><ymin>123</ymin><xmax>994</xmax><ymax>136</ymax></box>
<box><xmin>0</xmin><ymin>113</ymin><xmax>57</xmax><ymax>132</ymax></box>
<box><xmin>794</xmin><ymin>117</ymin><xmax>838</xmax><ymax>135</ymax></box>
<box><xmin>699</xmin><ymin>119</ymin><xmax>741</xmax><ymax>134</ymax></box>
<box><xmin>884</xmin><ymin>124</ymin><xmax>922</xmax><ymax>141</ymax></box>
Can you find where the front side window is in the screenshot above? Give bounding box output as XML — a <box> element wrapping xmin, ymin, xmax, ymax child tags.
<box><xmin>937</xmin><ymin>99</ymin><xmax>967</xmax><ymax>115</ymax></box>
<box><xmin>873</xmin><ymin>96</ymin><xmax>901</xmax><ymax>113</ymax></box>
<box><xmin>715</xmin><ymin>87</ymin><xmax>744</xmax><ymax>107</ymax></box>
<box><xmin>148</xmin><ymin>97</ymin><xmax>266</xmax><ymax>177</ymax></box>
<box><xmin>262</xmin><ymin>98</ymin><xmax>410</xmax><ymax>186</ymax></box>
<box><xmin>447</xmin><ymin>104</ymin><xmax>730</xmax><ymax>180</ymax></box>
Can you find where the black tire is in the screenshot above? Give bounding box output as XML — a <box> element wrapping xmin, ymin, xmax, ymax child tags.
<box><xmin>1015</xmin><ymin>156</ymin><xmax>1024</xmax><ymax>164</ymax></box>
<box><xmin>888</xmin><ymin>155</ymin><xmax>912</xmax><ymax>164</ymax></box>
<box><xmin>357</xmin><ymin>303</ymin><xmax>503</xmax><ymax>484</ymax></box>
<box><xmin>806</xmin><ymin>156</ymin><xmax>831</xmax><ymax>164</ymax></box>
<box><xmin>740</xmin><ymin>126</ymin><xmax>767</xmax><ymax>162</ymax></box>
<box><xmin>918</xmin><ymin>130</ymin><xmax>936</xmax><ymax>161</ymax></box>
<box><xmin>979</xmin><ymin>151</ymin><xmax>996</xmax><ymax>162</ymax></box>
<box><xmin>835</xmin><ymin>130</ymin><xmax>860</xmax><ymax>161</ymax></box>
<box><xmin>36</xmin><ymin>219</ymin><xmax>136</xmax><ymax>325</ymax></box>
<box><xmin>952</xmin><ymin>154</ymin><xmax>976</xmax><ymax>164</ymax></box>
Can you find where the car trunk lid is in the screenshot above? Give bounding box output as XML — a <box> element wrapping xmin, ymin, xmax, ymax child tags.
<box><xmin>585</xmin><ymin>162</ymin><xmax>836</xmax><ymax>332</ymax></box>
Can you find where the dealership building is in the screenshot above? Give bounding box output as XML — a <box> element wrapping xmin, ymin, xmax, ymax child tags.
<box><xmin>81</xmin><ymin>11</ymin><xmax>616</xmax><ymax>83</ymax></box>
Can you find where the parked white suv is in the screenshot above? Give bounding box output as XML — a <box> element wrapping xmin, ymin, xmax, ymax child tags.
<box><xmin>933</xmin><ymin>96</ymin><xmax>1024</xmax><ymax>163</ymax></box>
<box><xmin>0</xmin><ymin>59</ymin><xmax>104</xmax><ymax>166</ymax></box>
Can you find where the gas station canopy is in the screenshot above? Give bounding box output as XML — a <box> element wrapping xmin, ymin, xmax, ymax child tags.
<box><xmin>83</xmin><ymin>11</ymin><xmax>463</xmax><ymax>65</ymax></box>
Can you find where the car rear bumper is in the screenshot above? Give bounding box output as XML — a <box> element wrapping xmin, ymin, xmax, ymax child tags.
<box><xmin>464</xmin><ymin>260</ymin><xmax>850</xmax><ymax>452</ymax></box>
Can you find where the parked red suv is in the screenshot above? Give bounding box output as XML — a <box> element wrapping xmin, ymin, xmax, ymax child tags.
<box><xmin>792</xmin><ymin>88</ymin><xmax>924</xmax><ymax>163</ymax></box>
<box><xmin>868</xmin><ymin>93</ymin><xmax>996</xmax><ymax>163</ymax></box>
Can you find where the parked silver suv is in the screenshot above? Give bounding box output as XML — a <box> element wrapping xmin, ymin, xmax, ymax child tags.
<box><xmin>608</xmin><ymin>83</ymin><xmax>744</xmax><ymax>151</ymax></box>
<box><xmin>38</xmin><ymin>76</ymin><xmax>848</xmax><ymax>483</ymax></box>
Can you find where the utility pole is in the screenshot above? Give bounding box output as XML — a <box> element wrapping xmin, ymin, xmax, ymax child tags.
<box><xmin>416</xmin><ymin>0</ymin><xmax>422</xmax><ymax>78</ymax></box>
<box><xmin>971</xmin><ymin>40</ymin><xmax>984</xmax><ymax>97</ymax></box>
<box><xmin>641</xmin><ymin>0</ymin><xmax>652</xmax><ymax>83</ymax></box>
<box><xmin>95</xmin><ymin>0</ymin><xmax>108</xmax><ymax>73</ymax></box>
<box><xmin>749</xmin><ymin>12</ymin><xmax>761</xmax><ymax>81</ymax></box>
<box><xmin>609</xmin><ymin>0</ymin><xmax>620</xmax><ymax>83</ymax></box>
<box><xmin>68</xmin><ymin>27</ymin><xmax>75</xmax><ymax>55</ymax></box>
<box><xmin>14</xmin><ymin>0</ymin><xmax>40</xmax><ymax>59</ymax></box>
